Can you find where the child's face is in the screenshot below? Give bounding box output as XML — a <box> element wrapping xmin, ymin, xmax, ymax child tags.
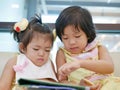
<box><xmin>62</xmin><ymin>25</ymin><xmax>88</xmax><ymax>54</ymax></box>
<box><xmin>25</xmin><ymin>33</ymin><xmax>52</xmax><ymax>67</ymax></box>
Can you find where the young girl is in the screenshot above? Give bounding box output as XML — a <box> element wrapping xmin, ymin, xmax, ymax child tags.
<box><xmin>55</xmin><ymin>6</ymin><xmax>120</xmax><ymax>90</ymax></box>
<box><xmin>0</xmin><ymin>15</ymin><xmax>57</xmax><ymax>90</ymax></box>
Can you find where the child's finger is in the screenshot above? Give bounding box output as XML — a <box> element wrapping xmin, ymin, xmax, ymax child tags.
<box><xmin>90</xmin><ymin>83</ymin><xmax>102</xmax><ymax>90</ymax></box>
<box><xmin>58</xmin><ymin>65</ymin><xmax>69</xmax><ymax>76</ymax></box>
<box><xmin>58</xmin><ymin>73</ymin><xmax>67</xmax><ymax>81</ymax></box>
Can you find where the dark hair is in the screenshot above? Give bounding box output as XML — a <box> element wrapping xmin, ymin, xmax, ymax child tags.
<box><xmin>12</xmin><ymin>14</ymin><xmax>54</xmax><ymax>52</ymax></box>
<box><xmin>55</xmin><ymin>6</ymin><xmax>96</xmax><ymax>43</ymax></box>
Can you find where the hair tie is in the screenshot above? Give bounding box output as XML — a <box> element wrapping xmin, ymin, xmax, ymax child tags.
<box><xmin>53</xmin><ymin>29</ymin><xmax>56</xmax><ymax>40</ymax></box>
<box><xmin>14</xmin><ymin>18</ymin><xmax>29</xmax><ymax>32</ymax></box>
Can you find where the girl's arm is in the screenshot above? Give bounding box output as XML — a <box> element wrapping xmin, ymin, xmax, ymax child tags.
<box><xmin>58</xmin><ymin>45</ymin><xmax>114</xmax><ymax>77</ymax></box>
<box><xmin>0</xmin><ymin>56</ymin><xmax>16</xmax><ymax>90</ymax></box>
<box><xmin>56</xmin><ymin>49</ymin><xmax>67</xmax><ymax>82</ymax></box>
<box><xmin>80</xmin><ymin>45</ymin><xmax>114</xmax><ymax>74</ymax></box>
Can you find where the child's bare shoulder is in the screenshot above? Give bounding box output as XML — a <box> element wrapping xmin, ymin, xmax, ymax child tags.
<box><xmin>57</xmin><ymin>48</ymin><xmax>65</xmax><ymax>56</ymax></box>
<box><xmin>6</xmin><ymin>56</ymin><xmax>17</xmax><ymax>66</ymax></box>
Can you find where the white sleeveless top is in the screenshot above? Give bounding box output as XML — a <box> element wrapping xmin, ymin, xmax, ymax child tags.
<box><xmin>13</xmin><ymin>54</ymin><xmax>57</xmax><ymax>84</ymax></box>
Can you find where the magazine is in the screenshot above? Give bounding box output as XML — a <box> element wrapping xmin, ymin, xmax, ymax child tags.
<box><xmin>18</xmin><ymin>78</ymin><xmax>89</xmax><ymax>90</ymax></box>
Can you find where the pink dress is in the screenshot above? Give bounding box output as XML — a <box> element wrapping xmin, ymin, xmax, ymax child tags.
<box><xmin>13</xmin><ymin>54</ymin><xmax>57</xmax><ymax>84</ymax></box>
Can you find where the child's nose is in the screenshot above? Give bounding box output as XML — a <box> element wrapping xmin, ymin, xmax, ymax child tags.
<box><xmin>38</xmin><ymin>50</ymin><xmax>44</xmax><ymax>56</ymax></box>
<box><xmin>69</xmin><ymin>39</ymin><xmax>76</xmax><ymax>45</ymax></box>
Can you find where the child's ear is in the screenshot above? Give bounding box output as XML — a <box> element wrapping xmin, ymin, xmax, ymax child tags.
<box><xmin>19</xmin><ymin>42</ymin><xmax>25</xmax><ymax>53</ymax></box>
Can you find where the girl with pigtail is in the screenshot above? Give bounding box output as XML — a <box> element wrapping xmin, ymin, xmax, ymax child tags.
<box><xmin>0</xmin><ymin>14</ymin><xmax>57</xmax><ymax>90</ymax></box>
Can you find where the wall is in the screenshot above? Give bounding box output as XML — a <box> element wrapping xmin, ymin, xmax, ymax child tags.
<box><xmin>0</xmin><ymin>52</ymin><xmax>17</xmax><ymax>76</ymax></box>
<box><xmin>0</xmin><ymin>0</ymin><xmax>26</xmax><ymax>22</ymax></box>
<box><xmin>110</xmin><ymin>52</ymin><xmax>120</xmax><ymax>76</ymax></box>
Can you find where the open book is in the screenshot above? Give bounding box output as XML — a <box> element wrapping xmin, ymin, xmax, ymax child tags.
<box><xmin>18</xmin><ymin>78</ymin><xmax>88</xmax><ymax>90</ymax></box>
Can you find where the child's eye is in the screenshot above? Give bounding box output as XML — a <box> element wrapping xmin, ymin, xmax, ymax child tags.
<box><xmin>63</xmin><ymin>38</ymin><xmax>67</xmax><ymax>40</ymax></box>
<box><xmin>33</xmin><ymin>48</ymin><xmax>39</xmax><ymax>51</ymax></box>
<box><xmin>75</xmin><ymin>35</ymin><xmax>80</xmax><ymax>38</ymax></box>
<box><xmin>62</xmin><ymin>37</ymin><xmax>68</xmax><ymax>40</ymax></box>
<box><xmin>45</xmin><ymin>49</ymin><xmax>50</xmax><ymax>52</ymax></box>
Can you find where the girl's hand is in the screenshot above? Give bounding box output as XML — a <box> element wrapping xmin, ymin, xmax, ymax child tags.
<box><xmin>90</xmin><ymin>84</ymin><xmax>102</xmax><ymax>90</ymax></box>
<box><xmin>58</xmin><ymin>61</ymin><xmax>80</xmax><ymax>81</ymax></box>
<box><xmin>79</xmin><ymin>79</ymin><xmax>102</xmax><ymax>90</ymax></box>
